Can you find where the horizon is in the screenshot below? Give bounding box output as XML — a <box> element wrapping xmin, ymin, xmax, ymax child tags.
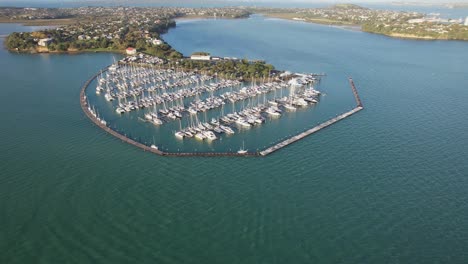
<box><xmin>2</xmin><ymin>0</ymin><xmax>468</xmax><ymax>6</ymax></box>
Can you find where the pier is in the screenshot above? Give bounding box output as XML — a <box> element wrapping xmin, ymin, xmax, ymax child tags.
<box><xmin>259</xmin><ymin>77</ymin><xmax>364</xmax><ymax>156</ymax></box>
<box><xmin>259</xmin><ymin>106</ymin><xmax>363</xmax><ymax>156</ymax></box>
<box><xmin>80</xmin><ymin>65</ymin><xmax>363</xmax><ymax>157</ymax></box>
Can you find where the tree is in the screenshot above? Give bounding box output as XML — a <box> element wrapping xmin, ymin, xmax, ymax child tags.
<box><xmin>134</xmin><ymin>40</ymin><xmax>147</xmax><ymax>52</ymax></box>
<box><xmin>99</xmin><ymin>38</ymin><xmax>109</xmax><ymax>49</ymax></box>
<box><xmin>169</xmin><ymin>51</ymin><xmax>183</xmax><ymax>59</ymax></box>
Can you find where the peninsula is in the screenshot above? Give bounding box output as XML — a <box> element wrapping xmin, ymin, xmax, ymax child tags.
<box><xmin>256</xmin><ymin>4</ymin><xmax>468</xmax><ymax>41</ymax></box>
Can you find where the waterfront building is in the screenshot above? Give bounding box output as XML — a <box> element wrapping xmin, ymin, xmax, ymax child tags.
<box><xmin>38</xmin><ymin>38</ymin><xmax>53</xmax><ymax>47</ymax></box>
<box><xmin>191</xmin><ymin>54</ymin><xmax>211</xmax><ymax>61</ymax></box>
<box><xmin>126</xmin><ymin>47</ymin><xmax>137</xmax><ymax>55</ymax></box>
<box><xmin>153</xmin><ymin>39</ymin><xmax>163</xmax><ymax>45</ymax></box>
<box><xmin>464</xmin><ymin>17</ymin><xmax>468</xmax><ymax>26</ymax></box>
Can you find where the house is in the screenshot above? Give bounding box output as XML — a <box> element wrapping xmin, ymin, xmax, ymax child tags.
<box><xmin>190</xmin><ymin>54</ymin><xmax>211</xmax><ymax>61</ymax></box>
<box><xmin>152</xmin><ymin>39</ymin><xmax>163</xmax><ymax>45</ymax></box>
<box><xmin>38</xmin><ymin>38</ymin><xmax>53</xmax><ymax>47</ymax></box>
<box><xmin>126</xmin><ymin>47</ymin><xmax>137</xmax><ymax>55</ymax></box>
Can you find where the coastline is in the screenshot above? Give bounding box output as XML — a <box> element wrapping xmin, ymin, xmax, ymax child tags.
<box><xmin>175</xmin><ymin>14</ymin><xmax>250</xmax><ymax>21</ymax></box>
<box><xmin>261</xmin><ymin>13</ymin><xmax>467</xmax><ymax>41</ymax></box>
<box><xmin>0</xmin><ymin>18</ymin><xmax>77</xmax><ymax>26</ymax></box>
<box><xmin>6</xmin><ymin>47</ymin><xmax>124</xmax><ymax>55</ymax></box>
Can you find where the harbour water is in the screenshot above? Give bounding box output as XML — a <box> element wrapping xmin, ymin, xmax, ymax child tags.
<box><xmin>1</xmin><ymin>15</ymin><xmax>468</xmax><ymax>263</ymax></box>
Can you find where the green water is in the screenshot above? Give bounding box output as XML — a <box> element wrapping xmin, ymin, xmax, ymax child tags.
<box><xmin>1</xmin><ymin>16</ymin><xmax>468</xmax><ymax>263</ymax></box>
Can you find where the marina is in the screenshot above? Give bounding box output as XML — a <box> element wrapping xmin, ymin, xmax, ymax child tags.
<box><xmin>3</xmin><ymin>11</ymin><xmax>468</xmax><ymax>264</ymax></box>
<box><xmin>81</xmin><ymin>59</ymin><xmax>363</xmax><ymax>156</ymax></box>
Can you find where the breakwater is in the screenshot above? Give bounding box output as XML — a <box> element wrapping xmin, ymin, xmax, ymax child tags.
<box><xmin>259</xmin><ymin>77</ymin><xmax>364</xmax><ymax>156</ymax></box>
<box><xmin>259</xmin><ymin>106</ymin><xmax>363</xmax><ymax>156</ymax></box>
<box><xmin>80</xmin><ymin>67</ymin><xmax>363</xmax><ymax>157</ymax></box>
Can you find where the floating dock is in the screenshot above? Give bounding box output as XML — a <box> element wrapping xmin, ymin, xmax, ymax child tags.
<box><xmin>80</xmin><ymin>66</ymin><xmax>363</xmax><ymax>157</ymax></box>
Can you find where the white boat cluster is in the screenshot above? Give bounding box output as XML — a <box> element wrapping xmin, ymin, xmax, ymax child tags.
<box><xmin>94</xmin><ymin>63</ymin><xmax>322</xmax><ymax>143</ymax></box>
<box><xmin>175</xmin><ymin>86</ymin><xmax>321</xmax><ymax>142</ymax></box>
<box><xmin>86</xmin><ymin>102</ymin><xmax>107</xmax><ymax>126</ymax></box>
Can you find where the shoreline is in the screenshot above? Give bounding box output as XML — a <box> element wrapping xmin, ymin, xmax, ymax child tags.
<box><xmin>0</xmin><ymin>18</ymin><xmax>77</xmax><ymax>26</ymax></box>
<box><xmin>175</xmin><ymin>15</ymin><xmax>250</xmax><ymax>21</ymax></box>
<box><xmin>6</xmin><ymin>47</ymin><xmax>124</xmax><ymax>55</ymax></box>
<box><xmin>261</xmin><ymin>13</ymin><xmax>468</xmax><ymax>41</ymax></box>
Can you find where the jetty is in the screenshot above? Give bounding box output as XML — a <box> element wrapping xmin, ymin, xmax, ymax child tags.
<box><xmin>259</xmin><ymin>106</ymin><xmax>362</xmax><ymax>156</ymax></box>
<box><xmin>259</xmin><ymin>77</ymin><xmax>363</xmax><ymax>156</ymax></box>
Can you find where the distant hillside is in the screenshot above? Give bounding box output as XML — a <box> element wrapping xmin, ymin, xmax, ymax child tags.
<box><xmin>330</xmin><ymin>4</ymin><xmax>369</xmax><ymax>10</ymax></box>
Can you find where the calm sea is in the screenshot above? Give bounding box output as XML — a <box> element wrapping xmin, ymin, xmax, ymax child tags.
<box><xmin>1</xmin><ymin>15</ymin><xmax>468</xmax><ymax>263</ymax></box>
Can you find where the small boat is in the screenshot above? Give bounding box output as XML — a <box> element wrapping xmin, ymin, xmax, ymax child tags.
<box><xmin>237</xmin><ymin>141</ymin><xmax>248</xmax><ymax>154</ymax></box>
<box><xmin>203</xmin><ymin>130</ymin><xmax>217</xmax><ymax>141</ymax></box>
<box><xmin>220</xmin><ymin>125</ymin><xmax>235</xmax><ymax>134</ymax></box>
<box><xmin>283</xmin><ymin>103</ymin><xmax>297</xmax><ymax>111</ymax></box>
<box><xmin>105</xmin><ymin>93</ymin><xmax>114</xmax><ymax>101</ymax></box>
<box><xmin>175</xmin><ymin>131</ymin><xmax>185</xmax><ymax>139</ymax></box>
<box><xmin>195</xmin><ymin>133</ymin><xmax>206</xmax><ymax>141</ymax></box>
<box><xmin>210</xmin><ymin>118</ymin><xmax>220</xmax><ymax>126</ymax></box>
<box><xmin>144</xmin><ymin>113</ymin><xmax>153</xmax><ymax>120</ymax></box>
<box><xmin>213</xmin><ymin>126</ymin><xmax>224</xmax><ymax>133</ymax></box>
<box><xmin>152</xmin><ymin>118</ymin><xmax>163</xmax><ymax>125</ymax></box>
<box><xmin>268</xmin><ymin>100</ymin><xmax>278</xmax><ymax>106</ymax></box>
<box><xmin>184</xmin><ymin>131</ymin><xmax>194</xmax><ymax>138</ymax></box>
<box><xmin>265</xmin><ymin>107</ymin><xmax>281</xmax><ymax>117</ymax></box>
<box><xmin>235</xmin><ymin>119</ymin><xmax>251</xmax><ymax>128</ymax></box>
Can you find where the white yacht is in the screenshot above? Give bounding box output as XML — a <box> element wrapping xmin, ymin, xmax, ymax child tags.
<box><xmin>195</xmin><ymin>133</ymin><xmax>206</xmax><ymax>141</ymax></box>
<box><xmin>237</xmin><ymin>141</ymin><xmax>248</xmax><ymax>154</ymax></box>
<box><xmin>235</xmin><ymin>119</ymin><xmax>251</xmax><ymax>128</ymax></box>
<box><xmin>220</xmin><ymin>125</ymin><xmax>235</xmax><ymax>134</ymax></box>
<box><xmin>265</xmin><ymin>107</ymin><xmax>281</xmax><ymax>117</ymax></box>
<box><xmin>175</xmin><ymin>131</ymin><xmax>185</xmax><ymax>139</ymax></box>
<box><xmin>105</xmin><ymin>93</ymin><xmax>114</xmax><ymax>101</ymax></box>
<box><xmin>152</xmin><ymin>118</ymin><xmax>163</xmax><ymax>125</ymax></box>
<box><xmin>203</xmin><ymin>131</ymin><xmax>217</xmax><ymax>141</ymax></box>
<box><xmin>283</xmin><ymin>103</ymin><xmax>297</xmax><ymax>111</ymax></box>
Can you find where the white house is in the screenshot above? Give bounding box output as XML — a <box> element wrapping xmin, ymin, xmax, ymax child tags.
<box><xmin>190</xmin><ymin>54</ymin><xmax>211</xmax><ymax>61</ymax></box>
<box><xmin>152</xmin><ymin>39</ymin><xmax>163</xmax><ymax>45</ymax></box>
<box><xmin>464</xmin><ymin>16</ymin><xmax>468</xmax><ymax>26</ymax></box>
<box><xmin>38</xmin><ymin>38</ymin><xmax>53</xmax><ymax>47</ymax></box>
